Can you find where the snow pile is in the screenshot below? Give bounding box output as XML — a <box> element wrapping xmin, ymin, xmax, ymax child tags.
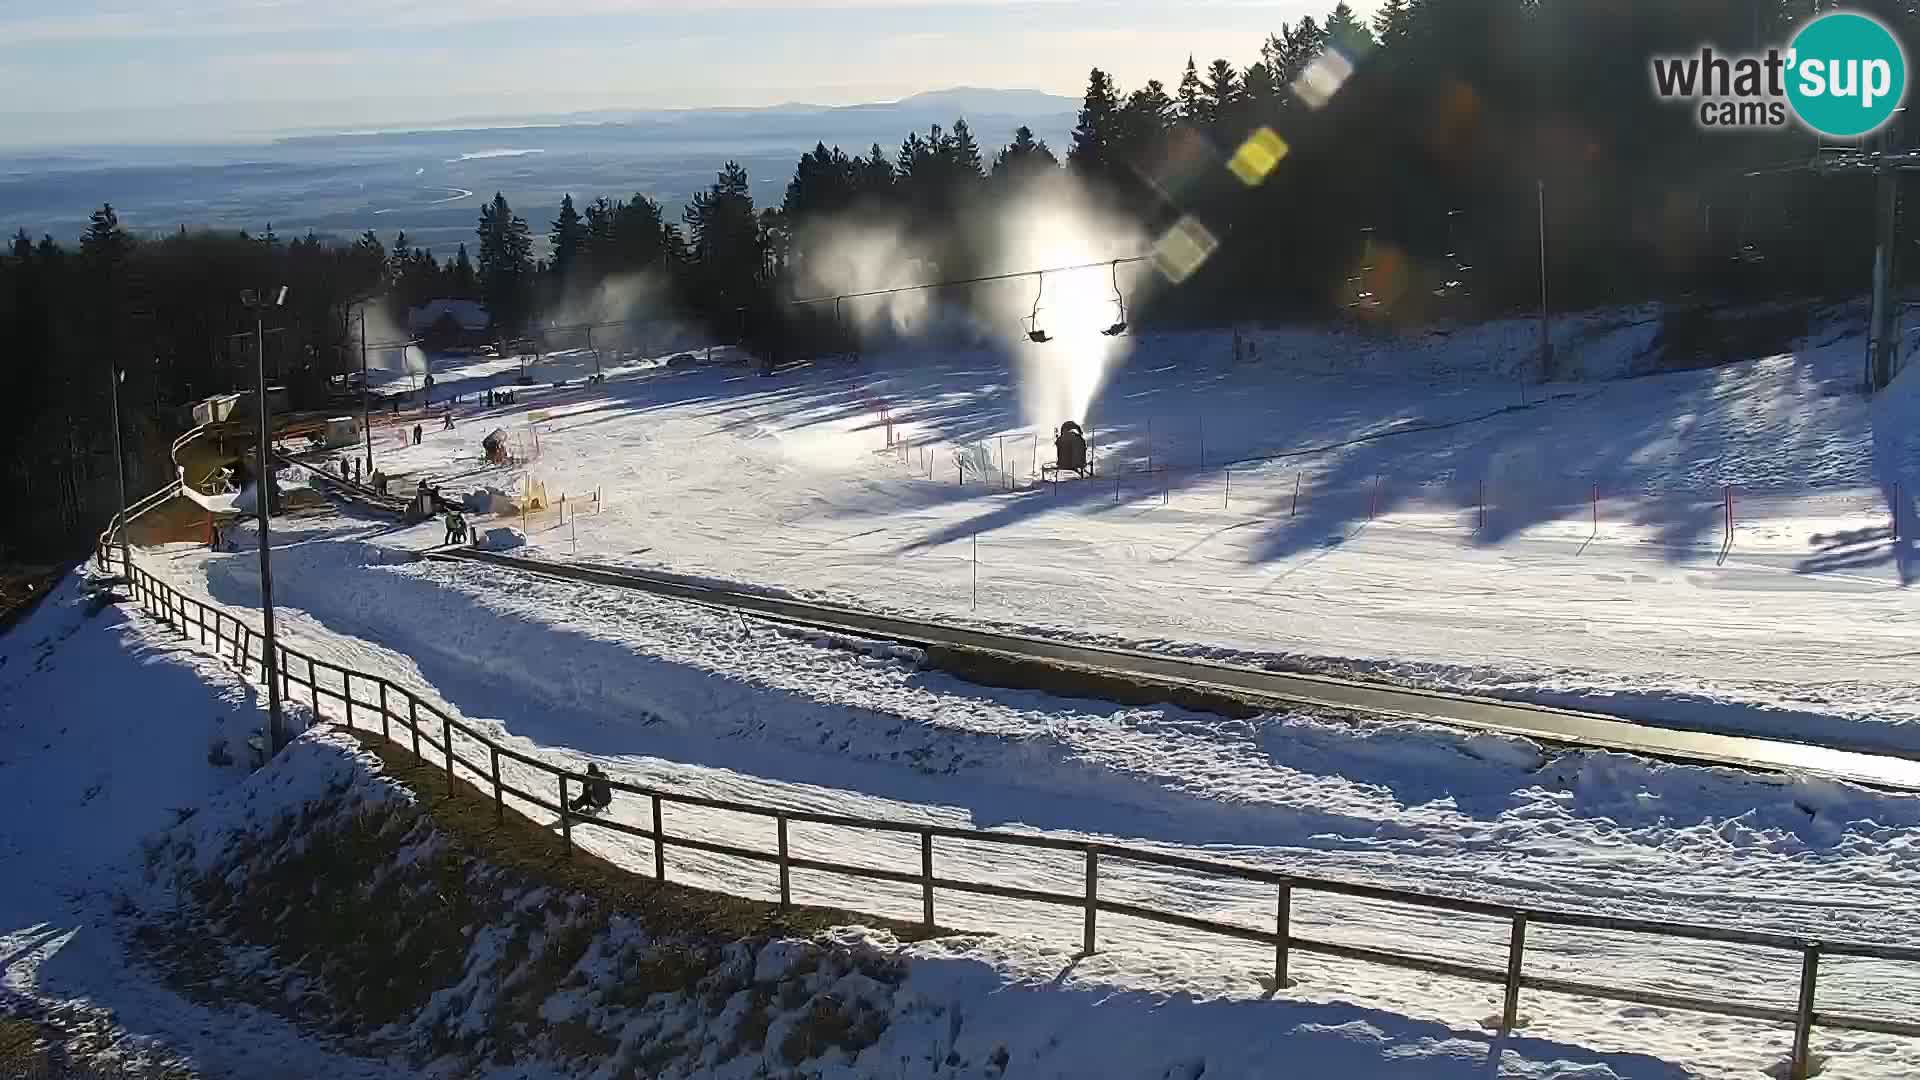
<box><xmin>0</xmin><ymin>571</ymin><xmax>410</xmax><ymax>1078</ymax></box>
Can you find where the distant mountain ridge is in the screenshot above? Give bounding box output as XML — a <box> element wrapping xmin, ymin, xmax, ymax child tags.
<box><xmin>282</xmin><ymin>88</ymin><xmax>1078</xmax><ymax>147</ymax></box>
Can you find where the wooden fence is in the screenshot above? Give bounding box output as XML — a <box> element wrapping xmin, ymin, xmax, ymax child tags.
<box><xmin>110</xmin><ymin>552</ymin><xmax>1920</xmax><ymax>1079</ymax></box>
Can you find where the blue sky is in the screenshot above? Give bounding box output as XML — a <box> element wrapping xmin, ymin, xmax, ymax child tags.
<box><xmin>0</xmin><ymin>1</ymin><xmax>1372</xmax><ymax>145</ymax></box>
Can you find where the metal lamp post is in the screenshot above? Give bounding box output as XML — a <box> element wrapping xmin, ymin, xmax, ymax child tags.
<box><xmin>104</xmin><ymin>361</ymin><xmax>130</xmax><ymax>578</ymax></box>
<box><xmin>357</xmin><ymin>307</ymin><xmax>375</xmax><ymax>474</ymax></box>
<box><xmin>1536</xmin><ymin>179</ymin><xmax>1551</xmax><ymax>382</ymax></box>
<box><xmin>243</xmin><ymin>285</ymin><xmax>288</xmax><ymax>753</ymax></box>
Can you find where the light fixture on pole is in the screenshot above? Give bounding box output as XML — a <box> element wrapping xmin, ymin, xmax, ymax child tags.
<box><xmin>355</xmin><ymin>305</ymin><xmax>375</xmax><ymax>474</ymax></box>
<box><xmin>242</xmin><ymin>284</ymin><xmax>288</xmax><ymax>754</ymax></box>
<box><xmin>106</xmin><ymin>362</ymin><xmax>130</xmax><ymax>579</ymax></box>
<box><xmin>1536</xmin><ymin>179</ymin><xmax>1551</xmax><ymax>381</ymax></box>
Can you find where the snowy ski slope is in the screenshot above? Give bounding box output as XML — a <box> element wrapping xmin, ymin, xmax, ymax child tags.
<box><xmin>320</xmin><ymin>312</ymin><xmax>1919</xmax><ymax>754</ymax></box>
<box><xmin>113</xmin><ymin>310</ymin><xmax>1920</xmax><ymax>1075</ymax></box>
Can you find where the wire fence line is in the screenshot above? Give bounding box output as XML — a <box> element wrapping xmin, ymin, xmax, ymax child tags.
<box><xmin>105</xmin><ymin>549</ymin><xmax>1920</xmax><ymax>1079</ymax></box>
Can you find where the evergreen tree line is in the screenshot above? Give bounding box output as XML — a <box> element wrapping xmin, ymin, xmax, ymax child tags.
<box><xmin>509</xmin><ymin>0</ymin><xmax>1920</xmax><ymax>343</ymax></box>
<box><xmin>1</xmin><ymin>208</ymin><xmax>394</xmax><ymax>559</ymax></box>
<box><xmin>6</xmin><ymin>0</ymin><xmax>1918</xmax><ymax>560</ymax></box>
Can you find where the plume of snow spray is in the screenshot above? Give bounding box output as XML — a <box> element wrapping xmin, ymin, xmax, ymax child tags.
<box><xmin>794</xmin><ymin>216</ymin><xmax>936</xmax><ymax>340</ymax></box>
<box><xmin>541</xmin><ymin>272</ymin><xmax>691</xmax><ymax>354</ymax></box>
<box><xmin>980</xmin><ymin>174</ymin><xmax>1150</xmax><ymax>430</ymax></box>
<box><xmin>787</xmin><ymin>175</ymin><xmax>1149</xmax><ymax>428</ymax></box>
<box><xmin>358</xmin><ymin>303</ymin><xmax>428</xmax><ymax>380</ymax></box>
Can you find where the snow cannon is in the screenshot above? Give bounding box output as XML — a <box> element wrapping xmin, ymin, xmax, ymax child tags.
<box><xmin>1044</xmin><ymin>421</ymin><xmax>1089</xmax><ymax>481</ymax></box>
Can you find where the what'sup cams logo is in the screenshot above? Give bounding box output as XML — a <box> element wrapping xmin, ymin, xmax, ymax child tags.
<box><xmin>1651</xmin><ymin>10</ymin><xmax>1907</xmax><ymax>138</ymax></box>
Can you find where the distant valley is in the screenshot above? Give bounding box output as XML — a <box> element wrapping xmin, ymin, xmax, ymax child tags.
<box><xmin>0</xmin><ymin>88</ymin><xmax>1075</xmax><ymax>257</ymax></box>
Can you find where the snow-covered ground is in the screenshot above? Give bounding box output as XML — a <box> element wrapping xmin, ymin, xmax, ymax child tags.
<box><xmin>102</xmin><ymin>310</ymin><xmax>1920</xmax><ymax>1075</ymax></box>
<box><xmin>299</xmin><ymin>313</ymin><xmax>1919</xmax><ymax>756</ymax></box>
<box><xmin>1</xmin><ymin>569</ymin><xmax>1725</xmax><ymax>1079</ymax></box>
<box><xmin>0</xmin><ymin>574</ymin><xmax>411</xmax><ymax>1078</ymax></box>
<box><xmin>131</xmin><ymin>522</ymin><xmax>1920</xmax><ymax>1078</ymax></box>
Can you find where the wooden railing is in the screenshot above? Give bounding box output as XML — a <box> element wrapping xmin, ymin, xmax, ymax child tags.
<box><xmin>110</xmin><ymin>552</ymin><xmax>1920</xmax><ymax>1078</ymax></box>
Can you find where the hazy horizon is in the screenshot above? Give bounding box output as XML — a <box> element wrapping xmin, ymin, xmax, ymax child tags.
<box><xmin>0</xmin><ymin>88</ymin><xmax>1083</xmax><ymax>252</ymax></box>
<box><xmin>0</xmin><ymin>1</ymin><xmax>1374</xmax><ymax>148</ymax></box>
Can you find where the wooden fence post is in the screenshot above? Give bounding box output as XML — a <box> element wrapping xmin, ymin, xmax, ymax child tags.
<box><xmin>777</xmin><ymin>814</ymin><xmax>791</xmax><ymax>909</ymax></box>
<box><xmin>310</xmin><ymin>658</ymin><xmax>320</xmax><ymax>713</ymax></box>
<box><xmin>558</xmin><ymin>775</ymin><xmax>572</xmax><ymax>856</ymax></box>
<box><xmin>1082</xmin><ymin>847</ymin><xmax>1099</xmax><ymax>955</ymax></box>
<box><xmin>409</xmin><ymin>698</ymin><xmax>421</xmax><ymax>760</ymax></box>
<box><xmin>1502</xmin><ymin>914</ymin><xmax>1528</xmax><ymax>1031</ymax></box>
<box><xmin>379</xmin><ymin>682</ymin><xmax>390</xmax><ymax>741</ymax></box>
<box><xmin>1292</xmin><ymin>474</ymin><xmax>1300</xmax><ymax>517</ymax></box>
<box><xmin>490</xmin><ymin>746</ymin><xmax>503</xmax><ymax>823</ymax></box>
<box><xmin>651</xmin><ymin>794</ymin><xmax>665</xmax><ymax>880</ymax></box>
<box><xmin>920</xmin><ymin>829</ymin><xmax>935</xmax><ymax>930</ymax></box>
<box><xmin>1792</xmin><ymin>944</ymin><xmax>1820</xmax><ymax>1080</ymax></box>
<box><xmin>1275</xmin><ymin>882</ymin><xmax>1292</xmax><ymax>990</ymax></box>
<box><xmin>344</xmin><ymin>672</ymin><xmax>355</xmax><ymax>728</ymax></box>
<box><xmin>442</xmin><ymin>715</ymin><xmax>454</xmax><ymax>792</ymax></box>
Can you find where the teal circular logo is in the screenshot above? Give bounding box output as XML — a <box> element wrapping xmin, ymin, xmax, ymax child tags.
<box><xmin>1786</xmin><ymin>12</ymin><xmax>1907</xmax><ymax>138</ymax></box>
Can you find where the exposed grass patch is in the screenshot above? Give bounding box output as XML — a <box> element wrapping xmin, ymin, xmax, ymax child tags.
<box><xmin>132</xmin><ymin>728</ymin><xmax>948</xmax><ymax>1077</ymax></box>
<box><xmin>0</xmin><ymin>1016</ymin><xmax>46</xmax><ymax>1074</ymax></box>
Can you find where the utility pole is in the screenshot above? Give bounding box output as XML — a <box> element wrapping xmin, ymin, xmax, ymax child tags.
<box><xmin>1869</xmin><ymin>160</ymin><xmax>1901</xmax><ymax>391</ymax></box>
<box><xmin>359</xmin><ymin>308</ymin><xmax>374</xmax><ymax>474</ymax></box>
<box><xmin>245</xmin><ymin>286</ymin><xmax>288</xmax><ymax>754</ymax></box>
<box><xmin>1808</xmin><ymin>128</ymin><xmax>1914</xmax><ymax>393</ymax></box>
<box><xmin>106</xmin><ymin>361</ymin><xmax>129</xmax><ymax>578</ymax></box>
<box><xmin>1537</xmin><ymin>179</ymin><xmax>1551</xmax><ymax>382</ymax></box>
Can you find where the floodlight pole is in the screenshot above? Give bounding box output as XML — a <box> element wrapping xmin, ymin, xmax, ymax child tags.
<box><xmin>246</xmin><ymin>287</ymin><xmax>288</xmax><ymax>754</ymax></box>
<box><xmin>1536</xmin><ymin>179</ymin><xmax>1551</xmax><ymax>381</ymax></box>
<box><xmin>358</xmin><ymin>307</ymin><xmax>375</xmax><ymax>474</ymax></box>
<box><xmin>1869</xmin><ymin>163</ymin><xmax>1899</xmax><ymax>391</ymax></box>
<box><xmin>106</xmin><ymin>360</ymin><xmax>129</xmax><ymax>578</ymax></box>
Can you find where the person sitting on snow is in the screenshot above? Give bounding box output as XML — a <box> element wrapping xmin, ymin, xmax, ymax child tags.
<box><xmin>568</xmin><ymin>763</ymin><xmax>613</xmax><ymax>813</ymax></box>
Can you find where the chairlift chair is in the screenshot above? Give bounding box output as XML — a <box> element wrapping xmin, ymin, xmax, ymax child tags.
<box><xmin>1025</xmin><ymin>272</ymin><xmax>1052</xmax><ymax>343</ymax></box>
<box><xmin>1102</xmin><ymin>260</ymin><xmax>1129</xmax><ymax>337</ymax></box>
